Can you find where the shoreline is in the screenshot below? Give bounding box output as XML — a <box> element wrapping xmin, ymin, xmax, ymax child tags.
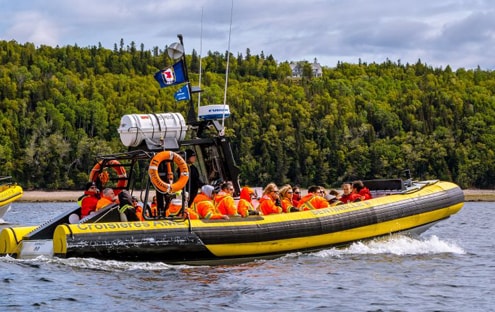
<box><xmin>16</xmin><ymin>189</ymin><xmax>495</xmax><ymax>202</ymax></box>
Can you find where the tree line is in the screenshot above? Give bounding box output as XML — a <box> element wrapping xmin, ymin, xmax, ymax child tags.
<box><xmin>1</xmin><ymin>39</ymin><xmax>494</xmax><ymax>190</ymax></box>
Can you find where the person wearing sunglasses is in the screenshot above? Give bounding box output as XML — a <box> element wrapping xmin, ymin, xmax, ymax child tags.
<box><xmin>292</xmin><ymin>186</ymin><xmax>302</xmax><ymax>207</ymax></box>
<box><xmin>257</xmin><ymin>183</ymin><xmax>283</xmax><ymax>215</ymax></box>
<box><xmin>279</xmin><ymin>184</ymin><xmax>299</xmax><ymax>213</ymax></box>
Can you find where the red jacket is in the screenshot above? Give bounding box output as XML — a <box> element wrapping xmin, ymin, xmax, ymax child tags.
<box><xmin>340</xmin><ymin>193</ymin><xmax>352</xmax><ymax>203</ymax></box>
<box><xmin>80</xmin><ymin>192</ymin><xmax>99</xmax><ymax>218</ymax></box>
<box><xmin>348</xmin><ymin>187</ymin><xmax>372</xmax><ymax>202</ymax></box>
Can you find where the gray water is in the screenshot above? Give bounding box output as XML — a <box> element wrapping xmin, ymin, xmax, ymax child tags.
<box><xmin>1</xmin><ymin>202</ymin><xmax>493</xmax><ymax>312</ymax></box>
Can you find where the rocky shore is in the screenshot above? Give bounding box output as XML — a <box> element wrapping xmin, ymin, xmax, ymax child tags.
<box><xmin>17</xmin><ymin>189</ymin><xmax>495</xmax><ymax>202</ymax></box>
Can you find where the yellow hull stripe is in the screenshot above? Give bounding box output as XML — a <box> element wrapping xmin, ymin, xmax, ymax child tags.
<box><xmin>204</xmin><ymin>202</ymin><xmax>463</xmax><ymax>257</ymax></box>
<box><xmin>0</xmin><ymin>185</ymin><xmax>23</xmax><ymax>206</ymax></box>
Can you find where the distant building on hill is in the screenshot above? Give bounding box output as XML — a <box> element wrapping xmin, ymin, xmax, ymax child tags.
<box><xmin>290</xmin><ymin>58</ymin><xmax>323</xmax><ymax>78</ymax></box>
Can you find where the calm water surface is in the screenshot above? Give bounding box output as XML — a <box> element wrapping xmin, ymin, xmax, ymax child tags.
<box><xmin>1</xmin><ymin>201</ymin><xmax>493</xmax><ymax>312</ymax></box>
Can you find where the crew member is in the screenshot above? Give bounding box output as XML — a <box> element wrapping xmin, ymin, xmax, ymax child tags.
<box><xmin>183</xmin><ymin>149</ymin><xmax>204</xmax><ymax>204</ymax></box>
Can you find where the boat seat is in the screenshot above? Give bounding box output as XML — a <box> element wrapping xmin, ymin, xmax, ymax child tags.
<box><xmin>362</xmin><ymin>179</ymin><xmax>406</xmax><ymax>196</ymax></box>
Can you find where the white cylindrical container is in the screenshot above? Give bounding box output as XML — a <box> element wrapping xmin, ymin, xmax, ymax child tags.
<box><xmin>118</xmin><ymin>113</ymin><xmax>187</xmax><ymax>147</ymax></box>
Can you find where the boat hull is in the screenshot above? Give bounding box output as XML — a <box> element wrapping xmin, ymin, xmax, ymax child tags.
<box><xmin>46</xmin><ymin>181</ymin><xmax>463</xmax><ymax>263</ymax></box>
<box><xmin>0</xmin><ymin>184</ymin><xmax>23</xmax><ymax>221</ymax></box>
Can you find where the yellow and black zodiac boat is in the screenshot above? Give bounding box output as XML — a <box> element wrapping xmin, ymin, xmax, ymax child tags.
<box><xmin>0</xmin><ymin>175</ymin><xmax>463</xmax><ymax>263</ymax></box>
<box><xmin>0</xmin><ymin>35</ymin><xmax>464</xmax><ymax>264</ymax></box>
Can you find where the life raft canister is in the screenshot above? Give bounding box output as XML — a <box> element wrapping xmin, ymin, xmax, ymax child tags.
<box><xmin>149</xmin><ymin>151</ymin><xmax>189</xmax><ymax>193</ymax></box>
<box><xmin>89</xmin><ymin>159</ymin><xmax>127</xmax><ymax>195</ymax></box>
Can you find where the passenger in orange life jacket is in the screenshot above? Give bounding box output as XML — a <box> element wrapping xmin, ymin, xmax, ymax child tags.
<box><xmin>257</xmin><ymin>183</ymin><xmax>283</xmax><ymax>215</ymax></box>
<box><xmin>348</xmin><ymin>180</ymin><xmax>372</xmax><ymax>202</ymax></box>
<box><xmin>79</xmin><ymin>182</ymin><xmax>100</xmax><ymax>218</ymax></box>
<box><xmin>297</xmin><ymin>185</ymin><xmax>330</xmax><ymax>210</ymax></box>
<box><xmin>132</xmin><ymin>196</ymin><xmax>145</xmax><ymax>221</ymax></box>
<box><xmin>279</xmin><ymin>184</ymin><xmax>298</xmax><ymax>212</ymax></box>
<box><xmin>96</xmin><ymin>188</ymin><xmax>118</xmax><ymax>211</ymax></box>
<box><xmin>237</xmin><ymin>186</ymin><xmax>260</xmax><ymax>217</ymax></box>
<box><xmin>188</xmin><ymin>185</ymin><xmax>229</xmax><ymax>220</ymax></box>
<box><xmin>214</xmin><ymin>181</ymin><xmax>239</xmax><ymax>216</ymax></box>
<box><xmin>147</xmin><ymin>195</ymin><xmax>158</xmax><ymax>218</ymax></box>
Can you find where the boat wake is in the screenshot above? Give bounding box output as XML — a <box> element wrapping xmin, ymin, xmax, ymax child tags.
<box><xmin>0</xmin><ymin>254</ymin><xmax>198</xmax><ymax>271</ymax></box>
<box><xmin>309</xmin><ymin>234</ymin><xmax>465</xmax><ymax>258</ymax></box>
<box><xmin>1</xmin><ymin>235</ymin><xmax>465</xmax><ymax>271</ymax></box>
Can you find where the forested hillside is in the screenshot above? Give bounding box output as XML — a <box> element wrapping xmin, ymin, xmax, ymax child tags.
<box><xmin>1</xmin><ymin>39</ymin><xmax>494</xmax><ymax>190</ymax></box>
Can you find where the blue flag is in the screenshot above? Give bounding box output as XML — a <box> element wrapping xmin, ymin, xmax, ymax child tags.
<box><xmin>154</xmin><ymin>60</ymin><xmax>187</xmax><ymax>88</ymax></box>
<box><xmin>174</xmin><ymin>84</ymin><xmax>190</xmax><ymax>101</ymax></box>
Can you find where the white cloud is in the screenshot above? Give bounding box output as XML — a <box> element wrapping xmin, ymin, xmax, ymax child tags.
<box><xmin>5</xmin><ymin>11</ymin><xmax>61</xmax><ymax>46</ymax></box>
<box><xmin>0</xmin><ymin>0</ymin><xmax>493</xmax><ymax>69</ymax></box>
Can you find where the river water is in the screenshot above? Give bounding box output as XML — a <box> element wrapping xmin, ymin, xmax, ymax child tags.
<box><xmin>1</xmin><ymin>202</ymin><xmax>493</xmax><ymax>312</ymax></box>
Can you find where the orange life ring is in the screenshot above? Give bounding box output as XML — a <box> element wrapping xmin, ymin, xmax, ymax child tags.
<box><xmin>149</xmin><ymin>151</ymin><xmax>189</xmax><ymax>193</ymax></box>
<box><xmin>89</xmin><ymin>159</ymin><xmax>127</xmax><ymax>195</ymax></box>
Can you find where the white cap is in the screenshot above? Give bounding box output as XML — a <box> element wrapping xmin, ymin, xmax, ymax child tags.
<box><xmin>201</xmin><ymin>185</ymin><xmax>214</xmax><ymax>198</ymax></box>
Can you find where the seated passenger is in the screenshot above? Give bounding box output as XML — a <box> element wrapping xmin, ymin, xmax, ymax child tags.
<box><xmin>297</xmin><ymin>185</ymin><xmax>330</xmax><ymax>210</ymax></box>
<box><xmin>257</xmin><ymin>183</ymin><xmax>283</xmax><ymax>215</ymax></box>
<box><xmin>292</xmin><ymin>186</ymin><xmax>302</xmax><ymax>207</ymax></box>
<box><xmin>189</xmin><ymin>185</ymin><xmax>229</xmax><ymax>220</ymax></box>
<box><xmin>79</xmin><ymin>182</ymin><xmax>100</xmax><ymax>218</ymax></box>
<box><xmin>166</xmin><ymin>196</ymin><xmax>184</xmax><ymax>218</ymax></box>
<box><xmin>279</xmin><ymin>184</ymin><xmax>298</xmax><ymax>213</ymax></box>
<box><xmin>214</xmin><ymin>181</ymin><xmax>239</xmax><ymax>216</ymax></box>
<box><xmin>324</xmin><ymin>189</ymin><xmax>342</xmax><ymax>206</ymax></box>
<box><xmin>132</xmin><ymin>196</ymin><xmax>145</xmax><ymax>221</ymax></box>
<box><xmin>329</xmin><ymin>189</ymin><xmax>340</xmax><ymax>199</ymax></box>
<box><xmin>237</xmin><ymin>186</ymin><xmax>259</xmax><ymax>217</ymax></box>
<box><xmin>147</xmin><ymin>195</ymin><xmax>158</xmax><ymax>218</ymax></box>
<box><xmin>339</xmin><ymin>183</ymin><xmax>353</xmax><ymax>203</ymax></box>
<box><xmin>96</xmin><ymin>188</ymin><xmax>118</xmax><ymax>211</ymax></box>
<box><xmin>118</xmin><ymin>190</ymin><xmax>140</xmax><ymax>221</ymax></box>
<box><xmin>348</xmin><ymin>180</ymin><xmax>372</xmax><ymax>202</ymax></box>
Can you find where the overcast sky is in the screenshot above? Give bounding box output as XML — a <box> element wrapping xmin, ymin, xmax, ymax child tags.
<box><xmin>1</xmin><ymin>0</ymin><xmax>494</xmax><ymax>70</ymax></box>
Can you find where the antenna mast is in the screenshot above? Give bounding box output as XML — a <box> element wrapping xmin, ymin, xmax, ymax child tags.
<box><xmin>220</xmin><ymin>0</ymin><xmax>233</xmax><ymax>136</ymax></box>
<box><xmin>197</xmin><ymin>7</ymin><xmax>204</xmax><ymax>120</ymax></box>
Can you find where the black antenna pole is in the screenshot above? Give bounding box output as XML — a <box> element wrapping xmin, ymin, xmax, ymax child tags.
<box><xmin>177</xmin><ymin>34</ymin><xmax>196</xmax><ymax>124</ymax></box>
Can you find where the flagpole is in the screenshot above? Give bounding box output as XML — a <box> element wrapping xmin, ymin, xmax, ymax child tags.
<box><xmin>177</xmin><ymin>34</ymin><xmax>196</xmax><ymax>124</ymax></box>
<box><xmin>220</xmin><ymin>0</ymin><xmax>233</xmax><ymax>136</ymax></box>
